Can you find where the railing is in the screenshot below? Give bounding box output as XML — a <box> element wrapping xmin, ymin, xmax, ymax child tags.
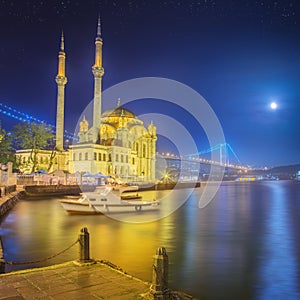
<box><xmin>16</xmin><ymin>175</ymin><xmax>35</xmax><ymax>186</ymax></box>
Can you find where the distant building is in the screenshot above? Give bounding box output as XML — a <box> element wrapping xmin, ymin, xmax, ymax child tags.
<box><xmin>16</xmin><ymin>18</ymin><xmax>157</xmax><ymax>181</ymax></box>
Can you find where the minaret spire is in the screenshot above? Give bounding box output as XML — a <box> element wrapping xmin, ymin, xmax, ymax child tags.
<box><xmin>60</xmin><ymin>31</ymin><xmax>64</xmax><ymax>52</ymax></box>
<box><xmin>55</xmin><ymin>32</ymin><xmax>67</xmax><ymax>152</ymax></box>
<box><xmin>97</xmin><ymin>15</ymin><xmax>101</xmax><ymax>37</ymax></box>
<box><xmin>92</xmin><ymin>16</ymin><xmax>105</xmax><ymax>143</ymax></box>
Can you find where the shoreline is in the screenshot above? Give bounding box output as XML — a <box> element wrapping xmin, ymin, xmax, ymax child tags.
<box><xmin>23</xmin><ymin>181</ymin><xmax>201</xmax><ymax>196</ymax></box>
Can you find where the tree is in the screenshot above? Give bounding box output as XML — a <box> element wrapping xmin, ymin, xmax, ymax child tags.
<box><xmin>0</xmin><ymin>127</ymin><xmax>14</xmax><ymax>165</ymax></box>
<box><xmin>13</xmin><ymin>122</ymin><xmax>54</xmax><ymax>173</ymax></box>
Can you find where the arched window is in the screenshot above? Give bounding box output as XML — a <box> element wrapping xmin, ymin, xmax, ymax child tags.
<box><xmin>85</xmin><ymin>153</ymin><xmax>88</xmax><ymax>160</ymax></box>
<box><xmin>143</xmin><ymin>144</ymin><xmax>146</xmax><ymax>158</ymax></box>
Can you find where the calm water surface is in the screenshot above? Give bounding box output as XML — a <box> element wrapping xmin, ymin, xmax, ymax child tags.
<box><xmin>1</xmin><ymin>180</ymin><xmax>300</xmax><ymax>300</ymax></box>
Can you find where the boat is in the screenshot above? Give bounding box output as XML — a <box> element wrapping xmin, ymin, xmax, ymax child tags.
<box><xmin>59</xmin><ymin>185</ymin><xmax>159</xmax><ymax>214</ymax></box>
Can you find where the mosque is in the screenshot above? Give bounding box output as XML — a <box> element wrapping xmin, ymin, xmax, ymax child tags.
<box><xmin>16</xmin><ymin>18</ymin><xmax>157</xmax><ymax>182</ymax></box>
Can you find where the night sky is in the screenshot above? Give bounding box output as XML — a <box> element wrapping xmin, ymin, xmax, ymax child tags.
<box><xmin>0</xmin><ymin>0</ymin><xmax>299</xmax><ymax>167</ymax></box>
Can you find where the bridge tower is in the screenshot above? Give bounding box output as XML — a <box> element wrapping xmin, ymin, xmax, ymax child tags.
<box><xmin>55</xmin><ymin>32</ymin><xmax>67</xmax><ymax>151</ymax></box>
<box><xmin>92</xmin><ymin>16</ymin><xmax>105</xmax><ymax>143</ymax></box>
<box><xmin>219</xmin><ymin>143</ymin><xmax>228</xmax><ymax>166</ymax></box>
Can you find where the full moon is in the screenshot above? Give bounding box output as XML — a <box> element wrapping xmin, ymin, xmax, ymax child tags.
<box><xmin>270</xmin><ymin>102</ymin><xmax>278</xmax><ymax>110</ymax></box>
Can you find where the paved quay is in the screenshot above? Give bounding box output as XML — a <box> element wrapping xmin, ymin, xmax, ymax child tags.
<box><xmin>0</xmin><ymin>260</ymin><xmax>149</xmax><ymax>299</ymax></box>
<box><xmin>0</xmin><ymin>260</ymin><xmax>195</xmax><ymax>300</ymax></box>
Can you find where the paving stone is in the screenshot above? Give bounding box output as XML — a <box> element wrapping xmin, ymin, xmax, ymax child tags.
<box><xmin>0</xmin><ymin>261</ymin><xmax>195</xmax><ymax>299</ymax></box>
<box><xmin>0</xmin><ymin>286</ymin><xmax>21</xmax><ymax>299</ymax></box>
<box><xmin>0</xmin><ymin>262</ymin><xmax>149</xmax><ymax>300</ymax></box>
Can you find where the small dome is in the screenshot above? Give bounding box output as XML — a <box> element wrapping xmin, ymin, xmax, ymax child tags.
<box><xmin>79</xmin><ymin>115</ymin><xmax>89</xmax><ymax>132</ymax></box>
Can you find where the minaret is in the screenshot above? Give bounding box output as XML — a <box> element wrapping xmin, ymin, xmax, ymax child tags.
<box><xmin>92</xmin><ymin>16</ymin><xmax>105</xmax><ymax>142</ymax></box>
<box><xmin>55</xmin><ymin>32</ymin><xmax>67</xmax><ymax>151</ymax></box>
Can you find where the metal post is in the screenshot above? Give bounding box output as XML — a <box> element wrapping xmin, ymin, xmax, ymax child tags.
<box><xmin>150</xmin><ymin>247</ymin><xmax>169</xmax><ymax>299</ymax></box>
<box><xmin>79</xmin><ymin>227</ymin><xmax>90</xmax><ymax>262</ymax></box>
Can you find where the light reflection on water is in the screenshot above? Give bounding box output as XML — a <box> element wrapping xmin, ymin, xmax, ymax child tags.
<box><xmin>255</xmin><ymin>181</ymin><xmax>300</xmax><ymax>300</ymax></box>
<box><xmin>1</xmin><ymin>181</ymin><xmax>300</xmax><ymax>299</ymax></box>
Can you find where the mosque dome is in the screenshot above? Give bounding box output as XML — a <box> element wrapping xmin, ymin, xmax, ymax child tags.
<box><xmin>100</xmin><ymin>99</ymin><xmax>143</xmax><ymax>131</ymax></box>
<box><xmin>101</xmin><ymin>106</ymin><xmax>136</xmax><ymax>119</ymax></box>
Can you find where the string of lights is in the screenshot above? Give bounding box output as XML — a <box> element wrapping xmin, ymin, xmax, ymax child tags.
<box><xmin>0</xmin><ymin>102</ymin><xmax>76</xmax><ymax>140</ymax></box>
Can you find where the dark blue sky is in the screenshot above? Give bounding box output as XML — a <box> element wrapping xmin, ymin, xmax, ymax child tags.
<box><xmin>0</xmin><ymin>0</ymin><xmax>299</xmax><ymax>167</ymax></box>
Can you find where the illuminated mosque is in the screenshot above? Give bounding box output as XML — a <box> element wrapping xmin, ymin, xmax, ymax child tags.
<box><xmin>17</xmin><ymin>18</ymin><xmax>157</xmax><ymax>181</ymax></box>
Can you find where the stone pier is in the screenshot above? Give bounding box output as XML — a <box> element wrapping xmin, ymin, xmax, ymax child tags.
<box><xmin>0</xmin><ymin>260</ymin><xmax>196</xmax><ymax>299</ymax></box>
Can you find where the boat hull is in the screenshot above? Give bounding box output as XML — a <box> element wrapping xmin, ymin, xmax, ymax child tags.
<box><xmin>92</xmin><ymin>201</ymin><xmax>159</xmax><ymax>213</ymax></box>
<box><xmin>60</xmin><ymin>200</ymin><xmax>100</xmax><ymax>214</ymax></box>
<box><xmin>60</xmin><ymin>199</ymin><xmax>159</xmax><ymax>214</ymax></box>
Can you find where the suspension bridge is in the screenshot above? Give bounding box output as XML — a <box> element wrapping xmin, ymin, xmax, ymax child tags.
<box><xmin>158</xmin><ymin>142</ymin><xmax>249</xmax><ymax>172</ymax></box>
<box><xmin>158</xmin><ymin>146</ymin><xmax>250</xmax><ymax>182</ymax></box>
<box><xmin>1</xmin><ymin>102</ymin><xmax>249</xmax><ymax>171</ymax></box>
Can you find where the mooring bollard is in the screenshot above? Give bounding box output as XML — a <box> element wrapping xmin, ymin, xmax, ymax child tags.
<box><xmin>150</xmin><ymin>247</ymin><xmax>169</xmax><ymax>299</ymax></box>
<box><xmin>79</xmin><ymin>227</ymin><xmax>90</xmax><ymax>262</ymax></box>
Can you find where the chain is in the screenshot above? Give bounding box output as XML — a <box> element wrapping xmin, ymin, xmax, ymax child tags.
<box><xmin>5</xmin><ymin>239</ymin><xmax>79</xmax><ymax>265</ymax></box>
<box><xmin>98</xmin><ymin>259</ymin><xmax>127</xmax><ymax>274</ymax></box>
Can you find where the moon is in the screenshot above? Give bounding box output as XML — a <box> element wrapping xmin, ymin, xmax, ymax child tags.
<box><xmin>270</xmin><ymin>102</ymin><xmax>278</xmax><ymax>110</ymax></box>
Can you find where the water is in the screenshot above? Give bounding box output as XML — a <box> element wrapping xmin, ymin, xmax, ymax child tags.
<box><xmin>1</xmin><ymin>180</ymin><xmax>300</xmax><ymax>300</ymax></box>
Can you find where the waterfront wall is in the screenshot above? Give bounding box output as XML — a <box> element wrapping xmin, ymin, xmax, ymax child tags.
<box><xmin>0</xmin><ymin>191</ymin><xmax>24</xmax><ymax>219</ymax></box>
<box><xmin>23</xmin><ymin>182</ymin><xmax>200</xmax><ymax>196</ymax></box>
<box><xmin>138</xmin><ymin>181</ymin><xmax>201</xmax><ymax>191</ymax></box>
<box><xmin>24</xmin><ymin>185</ymin><xmax>95</xmax><ymax>196</ymax></box>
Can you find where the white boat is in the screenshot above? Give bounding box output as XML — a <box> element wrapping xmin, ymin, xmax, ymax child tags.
<box><xmin>59</xmin><ymin>185</ymin><xmax>159</xmax><ymax>214</ymax></box>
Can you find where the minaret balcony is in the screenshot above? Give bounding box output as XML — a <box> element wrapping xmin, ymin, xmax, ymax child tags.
<box><xmin>92</xmin><ymin>66</ymin><xmax>104</xmax><ymax>78</ymax></box>
<box><xmin>55</xmin><ymin>75</ymin><xmax>67</xmax><ymax>86</ymax></box>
